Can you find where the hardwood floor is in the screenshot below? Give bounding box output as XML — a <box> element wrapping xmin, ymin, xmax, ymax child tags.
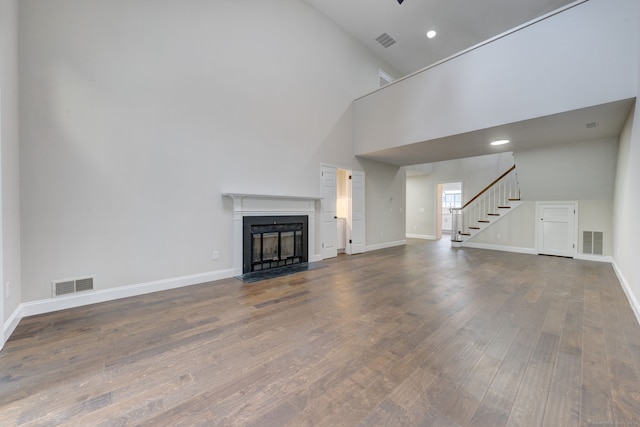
<box><xmin>2</xmin><ymin>239</ymin><xmax>640</xmax><ymax>426</ymax></box>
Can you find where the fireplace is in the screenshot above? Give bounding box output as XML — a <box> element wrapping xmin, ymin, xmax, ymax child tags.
<box><xmin>242</xmin><ymin>216</ymin><xmax>308</xmax><ymax>274</ymax></box>
<box><xmin>223</xmin><ymin>193</ymin><xmax>320</xmax><ymax>277</ymax></box>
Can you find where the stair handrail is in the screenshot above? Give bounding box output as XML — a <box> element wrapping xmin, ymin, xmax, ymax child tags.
<box><xmin>450</xmin><ymin>165</ymin><xmax>519</xmax><ymax>243</ymax></box>
<box><xmin>453</xmin><ymin>164</ymin><xmax>517</xmax><ymax>212</ymax></box>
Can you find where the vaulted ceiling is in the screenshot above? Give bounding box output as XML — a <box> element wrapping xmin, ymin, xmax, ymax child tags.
<box><xmin>304</xmin><ymin>0</ymin><xmax>577</xmax><ymax>76</ymax></box>
<box><xmin>303</xmin><ymin>0</ymin><xmax>634</xmax><ymax>166</ymax></box>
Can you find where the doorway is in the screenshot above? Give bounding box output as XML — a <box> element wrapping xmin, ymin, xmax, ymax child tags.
<box><xmin>321</xmin><ymin>164</ymin><xmax>365</xmax><ymax>259</ymax></box>
<box><xmin>436</xmin><ymin>181</ymin><xmax>462</xmax><ymax>239</ymax></box>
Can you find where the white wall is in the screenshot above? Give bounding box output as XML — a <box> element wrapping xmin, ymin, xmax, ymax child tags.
<box><xmin>515</xmin><ymin>138</ymin><xmax>618</xmax><ymax>200</ymax></box>
<box><xmin>612</xmin><ymin>3</ymin><xmax>640</xmax><ymax>320</ymax></box>
<box><xmin>577</xmin><ymin>200</ymin><xmax>613</xmax><ymax>256</ymax></box>
<box><xmin>468</xmin><ymin>201</ymin><xmax>536</xmax><ymax>249</ymax></box>
<box><xmin>614</xmin><ymin>101</ymin><xmax>640</xmax><ymax>320</ymax></box>
<box><xmin>18</xmin><ymin>0</ymin><xmax>403</xmax><ymax>302</ymax></box>
<box><xmin>409</xmin><ymin>138</ymin><xmax>619</xmax><ymax>255</ymax></box>
<box><xmin>354</xmin><ymin>0</ymin><xmax>638</xmax><ymax>156</ymax></box>
<box><xmin>469</xmin><ymin>200</ymin><xmax>614</xmax><ymax>256</ymax></box>
<box><xmin>1</xmin><ymin>0</ymin><xmax>21</xmax><ymax>339</ymax></box>
<box><xmin>361</xmin><ymin>159</ymin><xmax>406</xmax><ymax>249</ymax></box>
<box><xmin>406</xmin><ymin>174</ymin><xmax>431</xmax><ymax>238</ymax></box>
<box><xmin>405</xmin><ymin>152</ymin><xmax>514</xmax><ymax>238</ymax></box>
<box><xmin>468</xmin><ymin>139</ymin><xmax>618</xmax><ymax>253</ymax></box>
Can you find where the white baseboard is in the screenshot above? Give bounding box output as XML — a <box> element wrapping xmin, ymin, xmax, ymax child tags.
<box><xmin>366</xmin><ymin>240</ymin><xmax>407</xmax><ymax>252</ymax></box>
<box><xmin>21</xmin><ymin>268</ymin><xmax>235</xmax><ymax>318</ymax></box>
<box><xmin>462</xmin><ymin>241</ymin><xmax>537</xmax><ymax>255</ymax></box>
<box><xmin>2</xmin><ymin>305</ymin><xmax>23</xmax><ymax>349</ymax></box>
<box><xmin>612</xmin><ymin>260</ymin><xmax>640</xmax><ymax>327</ymax></box>
<box><xmin>309</xmin><ymin>254</ymin><xmax>323</xmax><ymax>263</ymax></box>
<box><xmin>575</xmin><ymin>253</ymin><xmax>613</xmax><ymax>263</ymax></box>
<box><xmin>406</xmin><ymin>234</ymin><xmax>436</xmax><ymax>240</ymax></box>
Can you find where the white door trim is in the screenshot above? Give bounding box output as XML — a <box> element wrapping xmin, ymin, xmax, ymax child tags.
<box><xmin>348</xmin><ymin>170</ymin><xmax>366</xmax><ymax>254</ymax></box>
<box><xmin>320</xmin><ymin>163</ymin><xmax>365</xmax><ymax>258</ymax></box>
<box><xmin>320</xmin><ymin>164</ymin><xmax>338</xmax><ymax>260</ymax></box>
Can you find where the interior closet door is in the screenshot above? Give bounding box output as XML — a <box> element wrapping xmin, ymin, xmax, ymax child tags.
<box><xmin>537</xmin><ymin>202</ymin><xmax>576</xmax><ymax>257</ymax></box>
<box><xmin>321</xmin><ymin>165</ymin><xmax>338</xmax><ymax>259</ymax></box>
<box><xmin>348</xmin><ymin>171</ymin><xmax>365</xmax><ymax>254</ymax></box>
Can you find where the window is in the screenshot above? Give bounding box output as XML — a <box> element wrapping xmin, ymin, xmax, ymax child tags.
<box><xmin>443</xmin><ymin>192</ymin><xmax>461</xmax><ymax>209</ymax></box>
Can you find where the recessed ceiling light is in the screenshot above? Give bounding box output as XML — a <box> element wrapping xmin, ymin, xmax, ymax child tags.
<box><xmin>490</xmin><ymin>139</ymin><xmax>510</xmax><ymax>146</ymax></box>
<box><xmin>426</xmin><ymin>30</ymin><xmax>437</xmax><ymax>39</ymax></box>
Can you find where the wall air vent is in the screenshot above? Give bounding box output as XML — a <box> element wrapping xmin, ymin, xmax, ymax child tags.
<box><xmin>52</xmin><ymin>276</ymin><xmax>94</xmax><ymax>297</ymax></box>
<box><xmin>582</xmin><ymin>231</ymin><xmax>604</xmax><ymax>255</ymax></box>
<box><xmin>375</xmin><ymin>33</ymin><xmax>396</xmax><ymax>48</ymax></box>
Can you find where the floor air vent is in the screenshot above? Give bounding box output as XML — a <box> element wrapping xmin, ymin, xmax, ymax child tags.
<box><xmin>582</xmin><ymin>231</ymin><xmax>604</xmax><ymax>255</ymax></box>
<box><xmin>52</xmin><ymin>277</ymin><xmax>94</xmax><ymax>297</ymax></box>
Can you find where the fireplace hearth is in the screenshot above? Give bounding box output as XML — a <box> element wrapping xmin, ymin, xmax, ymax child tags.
<box><xmin>243</xmin><ymin>216</ymin><xmax>308</xmax><ymax>274</ymax></box>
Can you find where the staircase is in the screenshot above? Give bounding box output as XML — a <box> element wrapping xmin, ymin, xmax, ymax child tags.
<box><xmin>451</xmin><ymin>165</ymin><xmax>521</xmax><ymax>246</ymax></box>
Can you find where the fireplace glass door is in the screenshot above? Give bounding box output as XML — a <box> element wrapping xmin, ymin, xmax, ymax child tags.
<box><xmin>243</xmin><ymin>216</ymin><xmax>308</xmax><ymax>273</ymax></box>
<box><xmin>251</xmin><ymin>224</ymin><xmax>303</xmax><ymax>271</ymax></box>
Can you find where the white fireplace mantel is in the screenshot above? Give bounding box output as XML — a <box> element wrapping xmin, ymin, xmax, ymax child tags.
<box><xmin>223</xmin><ymin>193</ymin><xmax>322</xmax><ymax>213</ymax></box>
<box><xmin>222</xmin><ymin>193</ymin><xmax>322</xmax><ymax>275</ymax></box>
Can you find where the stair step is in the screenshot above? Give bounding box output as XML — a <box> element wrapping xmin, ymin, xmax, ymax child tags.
<box><xmin>498</xmin><ymin>206</ymin><xmax>511</xmax><ymax>209</ymax></box>
<box><xmin>460</xmin><ymin>233</ymin><xmax>471</xmax><ymax>236</ymax></box>
<box><xmin>487</xmin><ymin>213</ymin><xmax>500</xmax><ymax>216</ymax></box>
<box><xmin>478</xmin><ymin>220</ymin><xmax>490</xmax><ymax>223</ymax></box>
<box><xmin>469</xmin><ymin>227</ymin><xmax>480</xmax><ymax>230</ymax></box>
<box><xmin>508</xmin><ymin>198</ymin><xmax>521</xmax><ymax>201</ymax></box>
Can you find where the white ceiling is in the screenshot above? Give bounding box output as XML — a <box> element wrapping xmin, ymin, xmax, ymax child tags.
<box><xmin>361</xmin><ymin>99</ymin><xmax>635</xmax><ymax>166</ymax></box>
<box><xmin>303</xmin><ymin>0</ymin><xmax>635</xmax><ymax>166</ymax></box>
<box><xmin>304</xmin><ymin>0</ymin><xmax>577</xmax><ymax>76</ymax></box>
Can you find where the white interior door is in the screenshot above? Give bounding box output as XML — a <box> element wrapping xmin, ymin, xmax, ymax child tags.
<box><xmin>321</xmin><ymin>165</ymin><xmax>337</xmax><ymax>259</ymax></box>
<box><xmin>347</xmin><ymin>170</ymin><xmax>365</xmax><ymax>254</ymax></box>
<box><xmin>537</xmin><ymin>202</ymin><xmax>576</xmax><ymax>257</ymax></box>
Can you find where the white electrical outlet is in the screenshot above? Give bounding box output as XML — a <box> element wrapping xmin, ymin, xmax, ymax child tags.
<box><xmin>212</xmin><ymin>250</ymin><xmax>220</xmax><ymax>260</ymax></box>
<box><xmin>5</xmin><ymin>282</ymin><xmax>9</xmax><ymax>300</ymax></box>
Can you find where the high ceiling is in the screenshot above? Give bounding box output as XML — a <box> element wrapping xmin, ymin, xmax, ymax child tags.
<box><xmin>302</xmin><ymin>0</ymin><xmax>634</xmax><ymax>166</ymax></box>
<box><xmin>304</xmin><ymin>0</ymin><xmax>577</xmax><ymax>76</ymax></box>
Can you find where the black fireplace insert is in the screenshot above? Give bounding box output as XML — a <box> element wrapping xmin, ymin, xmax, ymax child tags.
<box><xmin>242</xmin><ymin>215</ymin><xmax>308</xmax><ymax>274</ymax></box>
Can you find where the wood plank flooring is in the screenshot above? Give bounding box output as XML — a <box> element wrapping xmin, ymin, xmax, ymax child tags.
<box><xmin>2</xmin><ymin>238</ymin><xmax>640</xmax><ymax>426</ymax></box>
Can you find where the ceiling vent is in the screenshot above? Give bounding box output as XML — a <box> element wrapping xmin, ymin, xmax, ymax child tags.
<box><xmin>52</xmin><ymin>276</ymin><xmax>94</xmax><ymax>297</ymax></box>
<box><xmin>375</xmin><ymin>33</ymin><xmax>397</xmax><ymax>48</ymax></box>
<box><xmin>586</xmin><ymin>122</ymin><xmax>599</xmax><ymax>128</ymax></box>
